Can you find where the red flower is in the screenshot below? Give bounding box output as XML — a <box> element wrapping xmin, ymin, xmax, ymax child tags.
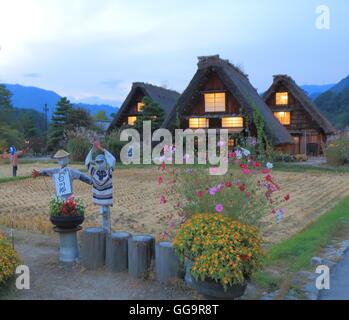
<box><xmin>284</xmin><ymin>194</ymin><xmax>290</xmax><ymax>201</ymax></box>
<box><xmin>225</xmin><ymin>182</ymin><xmax>232</xmax><ymax>188</ymax></box>
<box><xmin>160</xmin><ymin>196</ymin><xmax>167</xmax><ymax>204</ymax></box>
<box><xmin>158</xmin><ymin>176</ymin><xmax>163</xmax><ymax>185</ymax></box>
<box><xmin>265</xmin><ymin>175</ymin><xmax>272</xmax><ymax>182</ymax></box>
<box><xmin>239</xmin><ymin>186</ymin><xmax>245</xmax><ymax>192</ymax></box>
<box><xmin>253</xmin><ymin>161</ymin><xmax>261</xmax><ymax>168</ymax></box>
<box><xmin>246</xmin><ymin>192</ymin><xmax>251</xmax><ymax>197</ymax></box>
<box><xmin>240</xmin><ymin>164</ymin><xmax>247</xmax><ymax>169</ymax></box>
<box><xmin>161</xmin><ymin>161</ymin><xmax>166</xmax><ymax>170</ymax></box>
<box><xmin>261</xmin><ymin>168</ymin><xmax>270</xmax><ymax>174</ymax></box>
<box><xmin>196</xmin><ymin>190</ymin><xmax>203</xmax><ymax>198</ymax></box>
<box><xmin>228</xmin><ymin>152</ymin><xmax>236</xmax><ymax>158</ymax></box>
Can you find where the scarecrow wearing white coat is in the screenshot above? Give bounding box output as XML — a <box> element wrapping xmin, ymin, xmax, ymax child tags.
<box><xmin>85</xmin><ymin>142</ymin><xmax>116</xmax><ymax>232</ymax></box>
<box><xmin>32</xmin><ymin>150</ymin><xmax>93</xmax><ymax>200</ymax></box>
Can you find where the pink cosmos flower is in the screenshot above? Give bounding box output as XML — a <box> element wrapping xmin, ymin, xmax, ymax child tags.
<box><xmin>158</xmin><ymin>176</ymin><xmax>163</xmax><ymax>185</ymax></box>
<box><xmin>169</xmin><ymin>222</ymin><xmax>176</xmax><ymax>228</ymax></box>
<box><xmin>242</xmin><ymin>168</ymin><xmax>250</xmax><ymax>175</ymax></box>
<box><xmin>217</xmin><ymin>141</ymin><xmax>225</xmax><ymax>147</ymax></box>
<box><xmin>261</xmin><ymin>168</ymin><xmax>270</xmax><ymax>174</ymax></box>
<box><xmin>209</xmin><ymin>188</ymin><xmax>216</xmax><ymax>195</ymax></box>
<box><xmin>160</xmin><ymin>196</ymin><xmax>167</xmax><ymax>204</ymax></box>
<box><xmin>196</xmin><ymin>190</ymin><xmax>203</xmax><ymax>198</ymax></box>
<box><xmin>215</xmin><ymin>204</ymin><xmax>224</xmax><ymax>212</ymax></box>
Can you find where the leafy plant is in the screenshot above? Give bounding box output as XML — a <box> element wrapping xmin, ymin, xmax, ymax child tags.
<box><xmin>324</xmin><ymin>136</ymin><xmax>349</xmax><ymax>167</ymax></box>
<box><xmin>173</xmin><ymin>213</ymin><xmax>265</xmax><ymax>289</ymax></box>
<box><xmin>49</xmin><ymin>196</ymin><xmax>85</xmax><ymax>216</ymax></box>
<box><xmin>0</xmin><ymin>232</ymin><xmax>20</xmax><ymax>286</ymax></box>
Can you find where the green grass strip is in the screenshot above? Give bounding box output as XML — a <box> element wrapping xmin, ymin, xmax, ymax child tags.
<box><xmin>267</xmin><ymin>196</ymin><xmax>349</xmax><ymax>271</ymax></box>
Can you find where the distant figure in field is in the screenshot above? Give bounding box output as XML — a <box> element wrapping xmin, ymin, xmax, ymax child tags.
<box><xmin>1</xmin><ymin>146</ymin><xmax>27</xmax><ymax>177</ymax></box>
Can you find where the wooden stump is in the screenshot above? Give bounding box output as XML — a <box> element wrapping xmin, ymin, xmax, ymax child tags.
<box><xmin>128</xmin><ymin>235</ymin><xmax>155</xmax><ymax>278</ymax></box>
<box><xmin>106</xmin><ymin>232</ymin><xmax>132</xmax><ymax>272</ymax></box>
<box><xmin>155</xmin><ymin>241</ymin><xmax>182</xmax><ymax>282</ymax></box>
<box><xmin>81</xmin><ymin>228</ymin><xmax>106</xmax><ymax>270</ymax></box>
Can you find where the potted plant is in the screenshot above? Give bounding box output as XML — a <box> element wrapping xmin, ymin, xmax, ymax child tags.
<box><xmin>173</xmin><ymin>213</ymin><xmax>265</xmax><ymax>299</ymax></box>
<box><xmin>49</xmin><ymin>196</ymin><xmax>85</xmax><ymax>229</ymax></box>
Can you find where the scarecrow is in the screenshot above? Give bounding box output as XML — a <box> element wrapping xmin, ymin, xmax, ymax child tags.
<box><xmin>85</xmin><ymin>142</ymin><xmax>116</xmax><ymax>232</ymax></box>
<box><xmin>1</xmin><ymin>146</ymin><xmax>27</xmax><ymax>177</ymax></box>
<box><xmin>32</xmin><ymin>150</ymin><xmax>92</xmax><ymax>200</ymax></box>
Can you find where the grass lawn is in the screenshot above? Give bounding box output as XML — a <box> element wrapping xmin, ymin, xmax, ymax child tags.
<box><xmin>252</xmin><ymin>196</ymin><xmax>349</xmax><ymax>292</ymax></box>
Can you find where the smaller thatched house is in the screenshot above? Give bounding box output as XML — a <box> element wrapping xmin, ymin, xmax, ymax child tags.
<box><xmin>163</xmin><ymin>55</ymin><xmax>294</xmax><ymax>150</ymax></box>
<box><xmin>263</xmin><ymin>75</ymin><xmax>336</xmax><ymax>155</ymax></box>
<box><xmin>108</xmin><ymin>82</ymin><xmax>180</xmax><ymax>132</ymax></box>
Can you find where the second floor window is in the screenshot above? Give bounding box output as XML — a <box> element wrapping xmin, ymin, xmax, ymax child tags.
<box><xmin>204</xmin><ymin>92</ymin><xmax>225</xmax><ymax>112</ymax></box>
<box><xmin>274</xmin><ymin>112</ymin><xmax>291</xmax><ymax>125</ymax></box>
<box><xmin>221</xmin><ymin>117</ymin><xmax>243</xmax><ymax>128</ymax></box>
<box><xmin>128</xmin><ymin>116</ymin><xmax>137</xmax><ymax>126</ymax></box>
<box><xmin>189</xmin><ymin>118</ymin><xmax>209</xmax><ymax>128</ymax></box>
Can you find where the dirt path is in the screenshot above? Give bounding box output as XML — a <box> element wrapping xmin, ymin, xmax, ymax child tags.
<box><xmin>4</xmin><ymin>228</ymin><xmax>196</xmax><ymax>300</ymax></box>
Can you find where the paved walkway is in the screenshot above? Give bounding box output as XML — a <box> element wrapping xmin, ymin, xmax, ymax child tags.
<box><xmin>319</xmin><ymin>248</ymin><xmax>349</xmax><ymax>300</ymax></box>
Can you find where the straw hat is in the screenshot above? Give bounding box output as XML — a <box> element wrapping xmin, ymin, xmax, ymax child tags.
<box><xmin>53</xmin><ymin>150</ymin><xmax>70</xmax><ymax>159</ymax></box>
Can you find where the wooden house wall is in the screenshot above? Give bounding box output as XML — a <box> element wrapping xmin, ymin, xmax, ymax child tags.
<box><xmin>181</xmin><ymin>71</ymin><xmax>242</xmax><ymax>129</ymax></box>
<box><xmin>265</xmin><ymin>83</ymin><xmax>326</xmax><ymax>155</ymax></box>
<box><xmin>117</xmin><ymin>88</ymin><xmax>145</xmax><ymax>126</ymax></box>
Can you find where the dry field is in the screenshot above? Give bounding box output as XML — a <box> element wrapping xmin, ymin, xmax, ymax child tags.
<box><xmin>1</xmin><ymin>163</ymin><xmax>349</xmax><ymax>246</ymax></box>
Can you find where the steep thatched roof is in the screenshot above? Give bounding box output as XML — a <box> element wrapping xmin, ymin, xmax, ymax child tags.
<box><xmin>162</xmin><ymin>55</ymin><xmax>293</xmax><ymax>146</ymax></box>
<box><xmin>263</xmin><ymin>75</ymin><xmax>336</xmax><ymax>135</ymax></box>
<box><xmin>108</xmin><ymin>82</ymin><xmax>180</xmax><ymax>132</ymax></box>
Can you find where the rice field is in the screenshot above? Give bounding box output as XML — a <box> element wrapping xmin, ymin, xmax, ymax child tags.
<box><xmin>0</xmin><ymin>163</ymin><xmax>349</xmax><ymax>245</ymax></box>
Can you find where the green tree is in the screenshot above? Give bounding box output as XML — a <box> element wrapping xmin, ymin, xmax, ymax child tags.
<box><xmin>47</xmin><ymin>97</ymin><xmax>73</xmax><ymax>151</ymax></box>
<box><xmin>0</xmin><ymin>84</ymin><xmax>13</xmax><ymax>124</ymax></box>
<box><xmin>19</xmin><ymin>114</ymin><xmax>39</xmax><ymax>139</ymax></box>
<box><xmin>93</xmin><ymin>110</ymin><xmax>110</xmax><ymax>121</ymax></box>
<box><xmin>134</xmin><ymin>96</ymin><xmax>165</xmax><ymax>131</ymax></box>
<box><xmin>66</xmin><ymin>107</ymin><xmax>93</xmax><ymax>130</ymax></box>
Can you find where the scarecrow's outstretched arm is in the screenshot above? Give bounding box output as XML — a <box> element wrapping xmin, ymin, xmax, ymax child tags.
<box><xmin>69</xmin><ymin>168</ymin><xmax>93</xmax><ymax>185</ymax></box>
<box><xmin>104</xmin><ymin>149</ymin><xmax>116</xmax><ymax>170</ymax></box>
<box><xmin>37</xmin><ymin>167</ymin><xmax>60</xmax><ymax>177</ymax></box>
<box><xmin>85</xmin><ymin>147</ymin><xmax>96</xmax><ymax>175</ymax></box>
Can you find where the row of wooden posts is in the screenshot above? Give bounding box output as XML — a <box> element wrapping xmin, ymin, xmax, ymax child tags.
<box><xmin>80</xmin><ymin>228</ymin><xmax>182</xmax><ymax>282</ymax></box>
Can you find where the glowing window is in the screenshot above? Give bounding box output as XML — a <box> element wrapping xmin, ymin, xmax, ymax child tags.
<box><xmin>221</xmin><ymin>117</ymin><xmax>243</xmax><ymax>128</ymax></box>
<box><xmin>274</xmin><ymin>112</ymin><xmax>291</xmax><ymax>125</ymax></box>
<box><xmin>276</xmin><ymin>92</ymin><xmax>288</xmax><ymax>105</ymax></box>
<box><xmin>128</xmin><ymin>116</ymin><xmax>137</xmax><ymax>125</ymax></box>
<box><xmin>228</xmin><ymin>137</ymin><xmax>235</xmax><ymax>147</ymax></box>
<box><xmin>137</xmin><ymin>102</ymin><xmax>145</xmax><ymax>112</ymax></box>
<box><xmin>189</xmin><ymin>118</ymin><xmax>209</xmax><ymax>128</ymax></box>
<box><xmin>293</xmin><ymin>136</ymin><xmax>299</xmax><ymax>143</ymax></box>
<box><xmin>204</xmin><ymin>93</ymin><xmax>225</xmax><ymax>112</ymax></box>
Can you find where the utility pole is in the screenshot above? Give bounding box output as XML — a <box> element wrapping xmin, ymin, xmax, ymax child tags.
<box><xmin>43</xmin><ymin>103</ymin><xmax>49</xmax><ymax>154</ymax></box>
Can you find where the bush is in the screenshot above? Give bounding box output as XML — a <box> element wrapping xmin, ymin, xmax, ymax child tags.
<box><xmin>173</xmin><ymin>213</ymin><xmax>265</xmax><ymax>289</ymax></box>
<box><xmin>67</xmin><ymin>136</ymin><xmax>91</xmax><ymax>162</ymax></box>
<box><xmin>104</xmin><ymin>130</ymin><xmax>127</xmax><ymax>162</ymax></box>
<box><xmin>0</xmin><ymin>232</ymin><xmax>20</xmax><ymax>287</ymax></box>
<box><xmin>324</xmin><ymin>137</ymin><xmax>349</xmax><ymax>167</ymax></box>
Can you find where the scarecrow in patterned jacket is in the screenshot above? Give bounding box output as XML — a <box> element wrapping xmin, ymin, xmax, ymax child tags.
<box><xmin>85</xmin><ymin>141</ymin><xmax>116</xmax><ymax>232</ymax></box>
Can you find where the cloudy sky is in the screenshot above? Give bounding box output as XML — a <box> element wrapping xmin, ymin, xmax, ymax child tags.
<box><xmin>0</xmin><ymin>0</ymin><xmax>348</xmax><ymax>107</ymax></box>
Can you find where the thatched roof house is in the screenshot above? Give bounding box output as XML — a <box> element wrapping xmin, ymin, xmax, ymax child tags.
<box><xmin>263</xmin><ymin>75</ymin><xmax>335</xmax><ymax>155</ymax></box>
<box><xmin>163</xmin><ymin>55</ymin><xmax>293</xmax><ymax>147</ymax></box>
<box><xmin>108</xmin><ymin>82</ymin><xmax>180</xmax><ymax>132</ymax></box>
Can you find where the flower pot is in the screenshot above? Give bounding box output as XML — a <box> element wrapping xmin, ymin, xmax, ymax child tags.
<box><xmin>50</xmin><ymin>215</ymin><xmax>84</xmax><ymax>230</ymax></box>
<box><xmin>185</xmin><ymin>261</ymin><xmax>247</xmax><ymax>299</ymax></box>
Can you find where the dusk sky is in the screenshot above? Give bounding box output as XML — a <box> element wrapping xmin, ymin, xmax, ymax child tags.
<box><xmin>0</xmin><ymin>0</ymin><xmax>348</xmax><ymax>107</ymax></box>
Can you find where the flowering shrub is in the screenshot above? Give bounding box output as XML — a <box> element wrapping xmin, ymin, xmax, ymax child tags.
<box><xmin>0</xmin><ymin>232</ymin><xmax>20</xmax><ymax>286</ymax></box>
<box><xmin>173</xmin><ymin>213</ymin><xmax>265</xmax><ymax>289</ymax></box>
<box><xmin>157</xmin><ymin>145</ymin><xmax>290</xmax><ymax>239</ymax></box>
<box><xmin>49</xmin><ymin>196</ymin><xmax>85</xmax><ymax>216</ymax></box>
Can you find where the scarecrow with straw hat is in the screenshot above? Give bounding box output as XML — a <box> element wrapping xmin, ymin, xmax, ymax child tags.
<box><xmin>85</xmin><ymin>141</ymin><xmax>116</xmax><ymax>232</ymax></box>
<box><xmin>32</xmin><ymin>149</ymin><xmax>93</xmax><ymax>200</ymax></box>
